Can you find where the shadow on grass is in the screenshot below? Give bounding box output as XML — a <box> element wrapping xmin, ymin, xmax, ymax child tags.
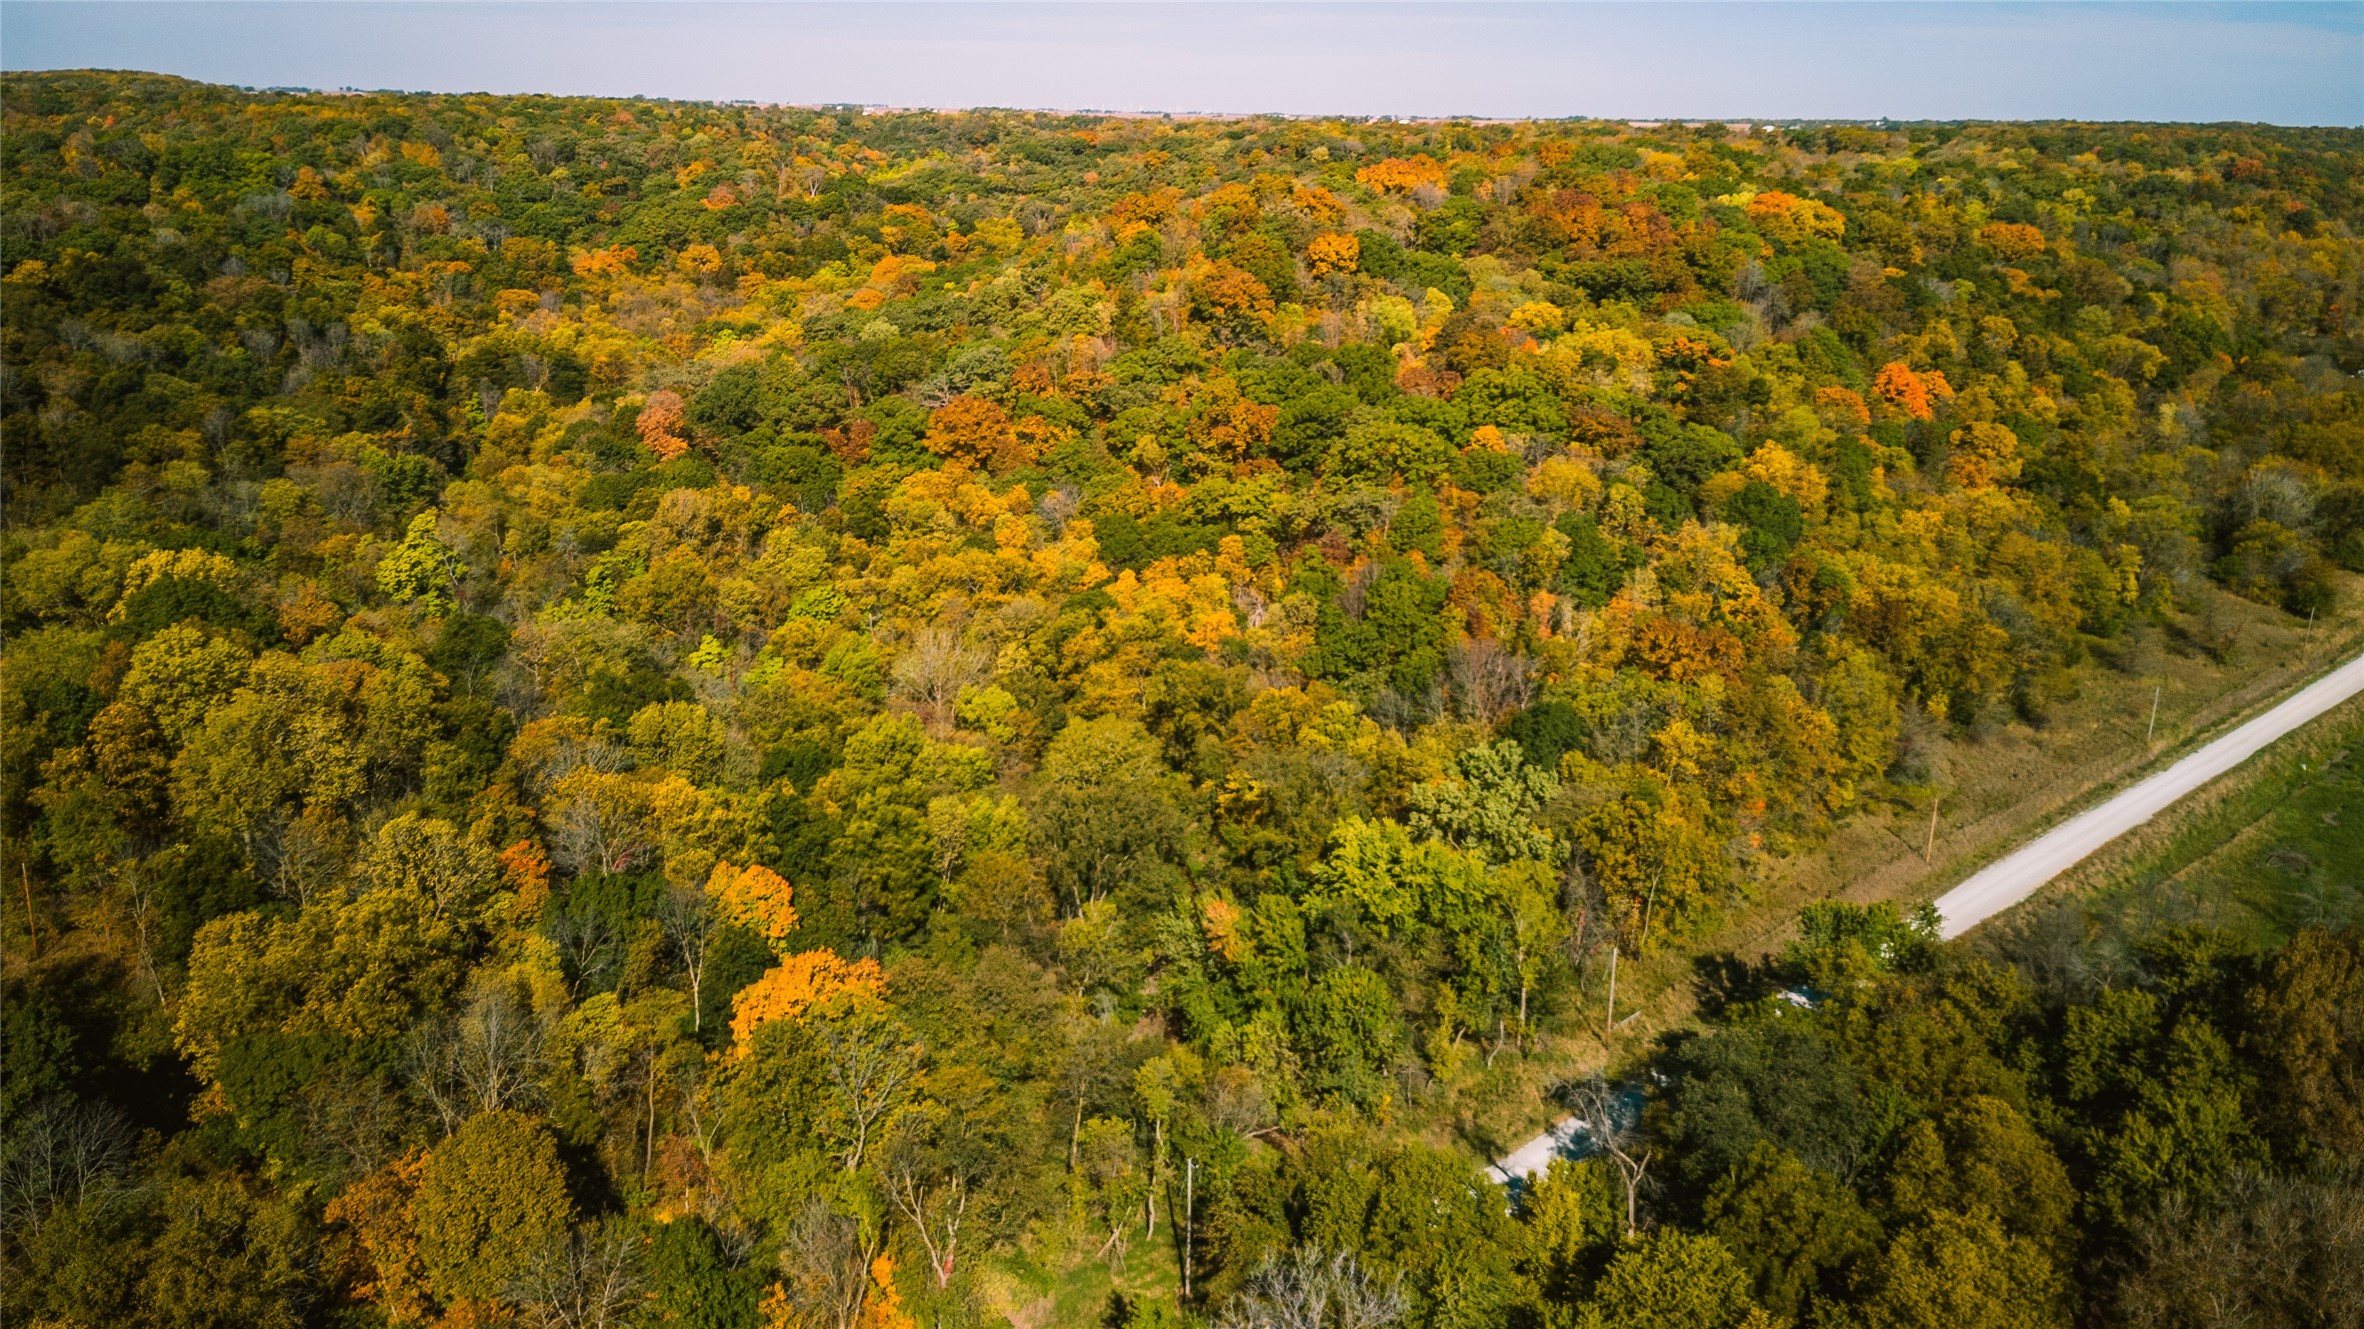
<box><xmin>1689</xmin><ymin>950</ymin><xmax>1785</xmax><ymax>1020</ymax></box>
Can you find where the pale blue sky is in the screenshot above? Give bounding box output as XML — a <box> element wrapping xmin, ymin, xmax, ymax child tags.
<box><xmin>4</xmin><ymin>2</ymin><xmax>2359</xmax><ymax>125</ymax></box>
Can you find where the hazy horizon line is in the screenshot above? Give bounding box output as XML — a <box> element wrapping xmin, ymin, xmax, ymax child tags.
<box><xmin>7</xmin><ymin>2</ymin><xmax>2359</xmax><ymax>126</ymax></box>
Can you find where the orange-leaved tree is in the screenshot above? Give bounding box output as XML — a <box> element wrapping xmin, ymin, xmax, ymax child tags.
<box><xmin>860</xmin><ymin>1255</ymin><xmax>918</xmax><ymax>1329</ymax></box>
<box><xmin>638</xmin><ymin>390</ymin><xmax>690</xmax><ymax>461</ymax></box>
<box><xmin>1189</xmin><ymin>259</ymin><xmax>1275</xmax><ymax>342</ymax></box>
<box><xmin>730</xmin><ymin>950</ymin><xmax>888</xmax><ymax>1053</ymax></box>
<box><xmin>1185</xmin><ymin>376</ymin><xmax>1279</xmax><ymax>462</ymax></box>
<box><xmin>924</xmin><ymin>395</ymin><xmax>1033</xmax><ymax>472</ymax></box>
<box><xmin>1307</xmin><ymin>232</ymin><xmax>1360</xmax><ymax>277</ymax></box>
<box><xmin>1978</xmin><ymin>221</ymin><xmax>2049</xmax><ymax>261</ymax></box>
<box><xmin>498</xmin><ymin>840</ymin><xmax>552</xmax><ymax>918</ymax></box>
<box><xmin>1873</xmin><ymin>362</ymin><xmax>1951</xmax><ymax>423</ymax></box>
<box><xmin>324</xmin><ymin>1150</ymin><xmax>436</xmax><ymax>1325</ymax></box>
<box><xmin>1292</xmin><ymin>184</ymin><xmax>1346</xmax><ymax>226</ymax></box>
<box><xmin>1355</xmin><ymin>156</ymin><xmax>1446</xmax><ymax>195</ymax></box>
<box><xmin>1745</xmin><ymin>190</ymin><xmax>1847</xmax><ymax>245</ymax></box>
<box><xmin>1814</xmin><ymin>385</ymin><xmax>1871</xmax><ymax>428</ymax></box>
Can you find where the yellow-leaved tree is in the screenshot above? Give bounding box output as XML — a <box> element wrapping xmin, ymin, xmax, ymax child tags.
<box><xmin>708</xmin><ymin>860</ymin><xmax>800</xmax><ymax>947</ymax></box>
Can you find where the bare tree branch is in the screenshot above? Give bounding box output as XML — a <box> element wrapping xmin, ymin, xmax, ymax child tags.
<box><xmin>1561</xmin><ymin>1074</ymin><xmax>1652</xmax><ymax>1236</ymax></box>
<box><xmin>509</xmin><ymin>1220</ymin><xmax>644</xmax><ymax>1329</ymax></box>
<box><xmin>1215</xmin><ymin>1248</ymin><xmax>1404</xmax><ymax>1329</ymax></box>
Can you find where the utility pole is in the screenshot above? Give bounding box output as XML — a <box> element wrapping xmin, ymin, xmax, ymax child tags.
<box><xmin>1603</xmin><ymin>944</ymin><xmax>1619</xmax><ymax>1038</ymax></box>
<box><xmin>1924</xmin><ymin>794</ymin><xmax>1940</xmax><ymax>865</ymax></box>
<box><xmin>1182</xmin><ymin>1157</ymin><xmax>1195</xmax><ymax>1302</ymax></box>
<box><xmin>2146</xmin><ymin>682</ymin><xmax>2162</xmax><ymax>746</ymax></box>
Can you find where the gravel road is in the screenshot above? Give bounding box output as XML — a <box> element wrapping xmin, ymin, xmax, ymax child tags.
<box><xmin>1933</xmin><ymin>648</ymin><xmax>2364</xmax><ymax>939</ymax></box>
<box><xmin>1487</xmin><ymin>648</ymin><xmax>2364</xmax><ymax>1186</ymax></box>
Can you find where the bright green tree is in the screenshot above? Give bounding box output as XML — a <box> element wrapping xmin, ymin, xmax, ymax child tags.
<box><xmin>1577</xmin><ymin>1229</ymin><xmax>1764</xmax><ymax>1329</ymax></box>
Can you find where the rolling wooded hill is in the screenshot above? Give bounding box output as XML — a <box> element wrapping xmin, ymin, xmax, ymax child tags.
<box><xmin>4</xmin><ymin>71</ymin><xmax>2361</xmax><ymax>1329</ymax></box>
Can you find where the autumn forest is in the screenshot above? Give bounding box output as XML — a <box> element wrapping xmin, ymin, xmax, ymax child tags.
<box><xmin>3</xmin><ymin>70</ymin><xmax>2363</xmax><ymax>1329</ymax></box>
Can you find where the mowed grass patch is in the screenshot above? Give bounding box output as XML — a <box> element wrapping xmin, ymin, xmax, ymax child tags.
<box><xmin>1799</xmin><ymin>576</ymin><xmax>2364</xmax><ymax>930</ymax></box>
<box><xmin>1432</xmin><ymin>576</ymin><xmax>2364</xmax><ymax>1168</ymax></box>
<box><xmin>1974</xmin><ymin>694</ymin><xmax>2364</xmax><ymax>977</ymax></box>
<box><xmin>1620</xmin><ymin>578</ymin><xmax>2364</xmax><ymax>1020</ymax></box>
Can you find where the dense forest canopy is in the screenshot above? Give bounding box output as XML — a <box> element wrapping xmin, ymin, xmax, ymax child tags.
<box><xmin>4</xmin><ymin>70</ymin><xmax>2362</xmax><ymax>1329</ymax></box>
